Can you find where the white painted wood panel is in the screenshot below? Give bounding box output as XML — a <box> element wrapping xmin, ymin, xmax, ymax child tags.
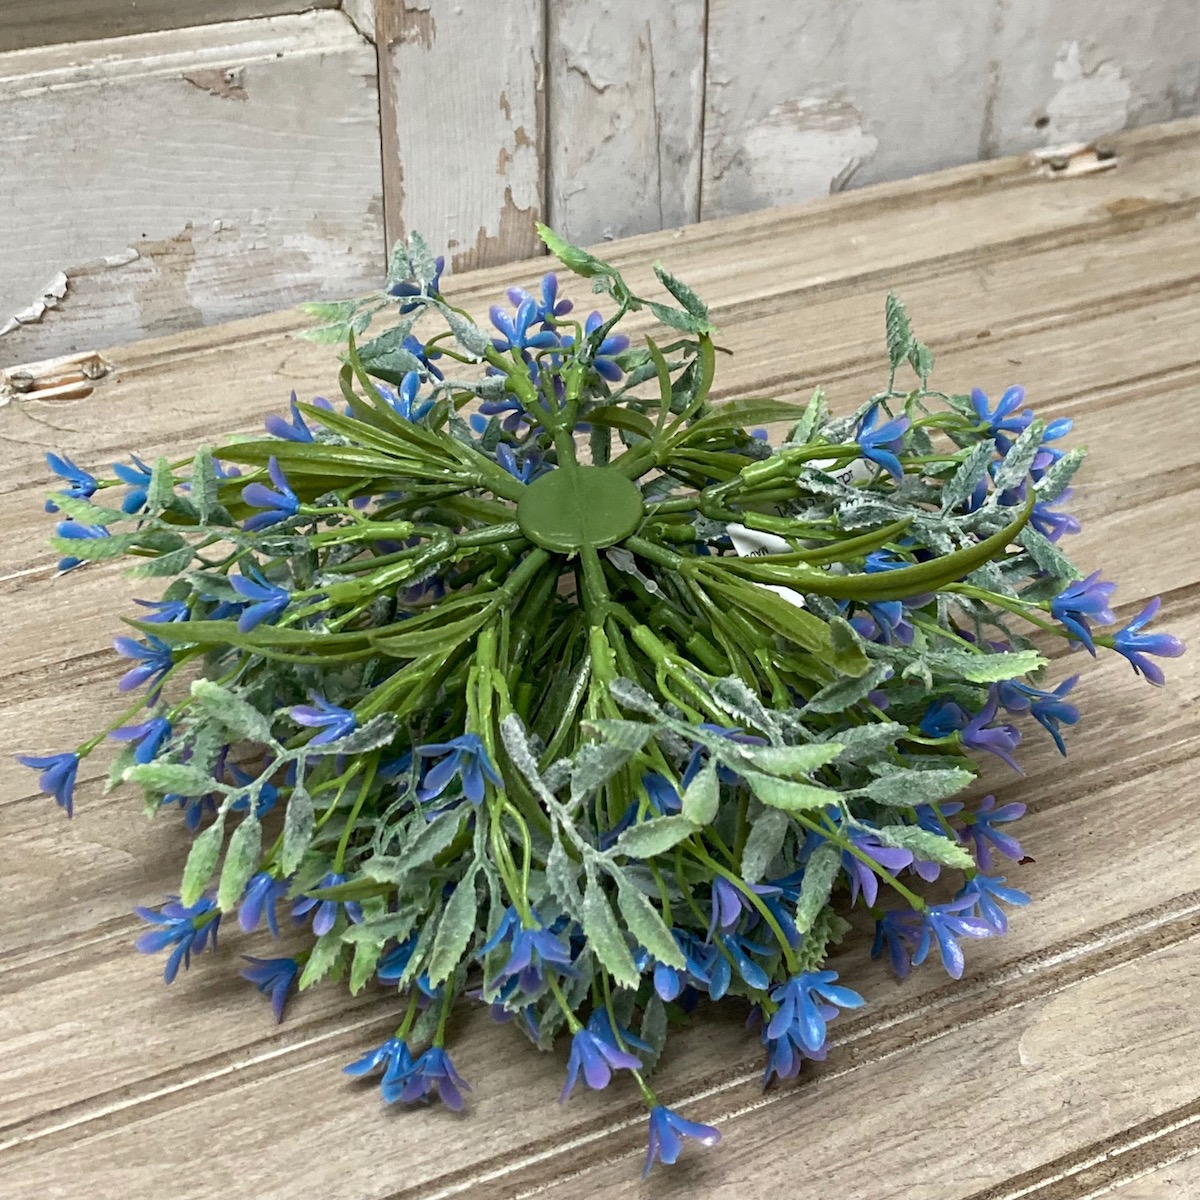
<box><xmin>375</xmin><ymin>0</ymin><xmax>545</xmax><ymax>271</ymax></box>
<box><xmin>0</xmin><ymin>12</ymin><xmax>384</xmax><ymax>365</ymax></box>
<box><xmin>546</xmin><ymin>0</ymin><xmax>705</xmax><ymax>244</ymax></box>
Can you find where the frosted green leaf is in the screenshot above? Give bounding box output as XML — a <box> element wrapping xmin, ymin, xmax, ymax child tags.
<box><xmin>581</xmin><ymin>876</ymin><xmax>639</xmax><ymax>988</ymax></box>
<box><xmin>125</xmin><ymin>761</ymin><xmax>215</xmax><ymax>796</ymax></box>
<box><xmin>299</xmin><ymin>929</ymin><xmax>346</xmax><ymax>989</ymax></box>
<box><xmin>426</xmin><ymin>870</ymin><xmax>478</xmax><ymax>985</ymax></box>
<box><xmin>941</xmin><ymin>442</ymin><xmax>995</xmax><ymax>514</ymax></box>
<box><xmin>795</xmin><ymin>842</ymin><xmax>842</xmax><ymax>934</ymax></box>
<box><xmin>680</xmin><ymin>761</ymin><xmax>719</xmax><ymax>825</ymax></box>
<box><xmin>279</xmin><ymin>786</ymin><xmax>315</xmax><ymax>876</ymax></box>
<box><xmin>191</xmin><ymin>679</ymin><xmax>276</xmax><ymax>745</ymax></box>
<box><xmin>804</xmin><ymin>661</ymin><xmax>892</xmax><ymax>714</ymax></box>
<box><xmin>874</xmin><ymin>823</ymin><xmax>974</xmax><ymax>869</ymax></box>
<box><xmin>217</xmin><ymin>815</ymin><xmax>262</xmax><ymax>910</ymax></box>
<box><xmin>181</xmin><ymin>818</ymin><xmax>224</xmax><ymax>906</ymax></box>
<box><xmin>745</xmin><ymin>771</ymin><xmax>836</xmax><ymax>813</ymax></box>
<box><xmin>741</xmin><ymin>808</ymin><xmax>789</xmax><ymax>883</ymax></box>
<box><xmin>616</xmin><ymin>881</ymin><xmax>684</xmax><ymax>968</ymax></box>
<box><xmin>861</xmin><ymin>767</ymin><xmax>976</xmax><ymax>807</ymax></box>
<box><xmin>613</xmin><ymin>815</ymin><xmax>697</xmax><ymax>860</ymax></box>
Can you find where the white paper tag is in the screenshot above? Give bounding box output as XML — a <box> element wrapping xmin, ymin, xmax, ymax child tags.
<box><xmin>810</xmin><ymin>456</ymin><xmax>876</xmax><ymax>486</ymax></box>
<box><xmin>726</xmin><ymin>523</ymin><xmax>807</xmax><ymax>609</ymax></box>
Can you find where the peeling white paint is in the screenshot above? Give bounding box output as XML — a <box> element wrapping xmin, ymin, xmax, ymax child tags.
<box><xmin>740</xmin><ymin>98</ymin><xmax>879</xmax><ymax>208</ymax></box>
<box><xmin>0</xmin><ymin>271</ymin><xmax>69</xmax><ymax>337</ymax></box>
<box><xmin>1045</xmin><ymin>42</ymin><xmax>1131</xmax><ymax>144</ymax></box>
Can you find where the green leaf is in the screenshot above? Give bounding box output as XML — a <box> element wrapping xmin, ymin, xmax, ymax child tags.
<box><xmin>645</xmin><ymin>301</ymin><xmax>714</xmax><ymax>335</ymax></box>
<box><xmin>862</xmin><ymin>767</ymin><xmax>975</xmax><ymax>807</ymax></box>
<box><xmin>128</xmin><ymin>544</ymin><xmax>194</xmax><ymax>577</ymax></box>
<box><xmin>582</xmin><ymin>718</ymin><xmax>659</xmax><ymax>754</ymax></box>
<box><xmin>570</xmin><ymin>742</ymin><xmax>635</xmax><ymax>805</ymax></box>
<box><xmin>613</xmin><ymin>815</ymin><xmax>697</xmax><ymax>860</ymax></box>
<box><xmin>280</xmin><ymin>786</ymin><xmax>315</xmax><ymax>875</ymax></box>
<box><xmin>705</xmin><ymin>576</ymin><xmax>833</xmax><ymax>658</ymax></box>
<box><xmin>585</xmin><ymin>404</ymin><xmax>656</xmax><ymax>440</ymax></box>
<box><xmin>581</xmin><ymin>876</ymin><xmax>639</xmax><ymax>988</ymax></box>
<box><xmin>299</xmin><ymin>929</ymin><xmax>346</xmax><ymax>989</ymax></box>
<box><xmin>828</xmin><ymin>615</ymin><xmax>870</xmax><ymax>677</ymax></box>
<box><xmin>874</xmin><ymin>823</ymin><xmax>974</xmax><ymax>869</ymax></box>
<box><xmin>744</xmin><ymin>772</ymin><xmax>836</xmax><ymax>813</ymax></box>
<box><xmin>341</xmin><ymin>909</ymin><xmax>421</xmax><ymax>945</ymax></box>
<box><xmin>908</xmin><ymin>339</ymin><xmax>935</xmax><ymax>382</ymax></box>
<box><xmin>181</xmin><ymin>818</ymin><xmax>224</xmax><ymax>906</ymax></box>
<box><xmin>827</xmin><ymin>722</ymin><xmax>906</xmax><ymax>761</ymax></box>
<box><xmin>617</xmin><ymin>881</ymin><xmax>685</xmax><ymax>967</ymax></box>
<box><xmin>1018</xmin><ymin>526</ymin><xmax>1082</xmax><ymax>581</ymax></box>
<box><xmin>680</xmin><ymin>761</ymin><xmax>719</xmax><ymax>825</ymax></box>
<box><xmin>638</xmin><ymin>994</ymin><xmax>668</xmax><ymax>1072</ymax></box>
<box><xmin>653</xmin><ymin>261</ymin><xmax>709</xmax><ymax>319</ymax></box>
<box><xmin>992</xmin><ymin>419</ymin><xmax>1045</xmax><ymax>492</ymax></box>
<box><xmin>741</xmin><ymin>808</ymin><xmax>789</xmax><ymax>883</ymax></box>
<box><xmin>50</xmin><ymin>530</ymin><xmax>141</xmax><ymax>562</ymax></box>
<box><xmin>729</xmin><ymin>742</ymin><xmax>845</xmax><ymax>777</ymax></box>
<box><xmin>794</xmin><ymin>842</ymin><xmax>841</xmax><ymax>934</ymax></box>
<box><xmin>124</xmin><ymin>761</ymin><xmax>215</xmax><ymax>796</ymax></box>
<box><xmin>941</xmin><ymin>442</ymin><xmax>995</xmax><ymax>514</ymax></box>
<box><xmin>677</xmin><ymin>398</ymin><xmax>808</xmax><ymax>444</ymax></box>
<box><xmin>537</xmin><ymin>223</ymin><xmax>618</xmax><ymax>280</ymax></box>
<box><xmin>190</xmin><ymin>679</ymin><xmax>276</xmax><ymax>744</ymax></box>
<box><xmin>350</xmin><ymin>938</ymin><xmax>386</xmax><ymax>994</ymax></box>
<box><xmin>924</xmin><ymin>646</ymin><xmax>1046</xmax><ymax>683</ymax></box>
<box><xmin>47</xmin><ymin>493</ymin><xmax>125</xmax><ymax>526</ymax></box>
<box><xmin>217</xmin><ymin>815</ymin><xmax>262</xmax><ymax>910</ymax></box>
<box><xmin>441</xmin><ymin>307</ymin><xmax>491</xmax><ymax>358</ymax></box>
<box><xmin>1033</xmin><ymin>446</ymin><xmax>1086</xmax><ymax>504</ymax></box>
<box><xmin>147</xmin><ymin>458</ymin><xmax>176</xmax><ymax>513</ymax></box>
<box><xmin>364</xmin><ymin>811</ymin><xmax>464</xmax><ymax>882</ymax></box>
<box><xmin>370</xmin><ymin>607</ymin><xmax>490</xmax><ymax>659</ymax></box>
<box><xmin>885</xmin><ymin>291</ymin><xmax>914</xmax><ymax>370</ymax></box>
<box><xmin>545</xmin><ymin>835</ymin><xmax>583</xmax><ymax>917</ymax></box>
<box><xmin>407</xmin><ymin>232</ymin><xmax>440</xmax><ymax>286</ymax></box>
<box><xmin>788</xmin><ymin>388</ymin><xmax>828</xmax><ymax>445</ymax></box>
<box><xmin>315</xmin><ymin>715</ymin><xmax>399</xmax><ymax>756</ymax></box>
<box><xmin>804</xmin><ymin>661</ymin><xmax>892</xmax><ymax>714</ymax></box>
<box><xmin>426</xmin><ymin>870</ymin><xmax>479</xmax><ymax>985</ymax></box>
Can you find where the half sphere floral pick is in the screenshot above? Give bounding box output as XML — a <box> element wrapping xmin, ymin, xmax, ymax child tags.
<box><xmin>19</xmin><ymin>225</ymin><xmax>1185</xmax><ymax>1172</ymax></box>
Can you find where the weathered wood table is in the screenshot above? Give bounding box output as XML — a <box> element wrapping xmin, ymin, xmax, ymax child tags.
<box><xmin>3</xmin><ymin>119</ymin><xmax>1199</xmax><ymax>1199</ymax></box>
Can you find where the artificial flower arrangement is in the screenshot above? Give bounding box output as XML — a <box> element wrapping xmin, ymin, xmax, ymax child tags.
<box><xmin>20</xmin><ymin>227</ymin><xmax>1184</xmax><ymax>1174</ymax></box>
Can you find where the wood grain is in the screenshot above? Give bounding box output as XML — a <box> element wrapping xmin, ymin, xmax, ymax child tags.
<box><xmin>1</xmin><ymin>119</ymin><xmax>1198</xmax><ymax>1198</ymax></box>
<box><xmin>375</xmin><ymin>0</ymin><xmax>546</xmax><ymax>271</ymax></box>
<box><xmin>0</xmin><ymin>12</ymin><xmax>384</xmax><ymax>365</ymax></box>
<box><xmin>546</xmin><ymin>0</ymin><xmax>705</xmax><ymax>243</ymax></box>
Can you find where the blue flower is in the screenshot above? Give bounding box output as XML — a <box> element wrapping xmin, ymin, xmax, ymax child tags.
<box><xmin>490</xmin><ymin>298</ymin><xmax>561</xmax><ymax>354</ymax></box>
<box><xmin>958</xmin><ymin>874</ymin><xmax>1030</xmax><ymax>934</ymax></box>
<box><xmin>854</xmin><ymin>405</ymin><xmax>911</xmax><ymax>481</ymax></box>
<box><xmin>962</xmin><ymin>794</ymin><xmax>1025</xmax><ymax>870</ymax></box>
<box><xmin>681</xmin><ymin>724</ymin><xmax>767</xmax><ymax>788</ymax></box>
<box><xmin>113</xmin><ymin>634</ymin><xmax>175</xmax><ymax>694</ymax></box>
<box><xmin>475</xmin><ymin>395</ymin><xmax>533</xmax><ymax>433</ymax></box>
<box><xmin>238</xmin><ymin>871</ymin><xmax>290</xmax><ymax>936</ymax></box>
<box><xmin>643</xmin><ymin>1105</ymin><xmax>721</xmax><ymax>1175</ymax></box>
<box><xmin>580</xmin><ymin>311</ymin><xmax>630</xmax><ymax>381</ymax></box>
<box><xmin>344</xmin><ymin>1036</ymin><xmax>416</xmax><ymax>1102</ymax></box>
<box><xmin>54</xmin><ymin>520</ymin><xmax>109</xmax><ymax>571</ymax></box>
<box><xmin>163</xmin><ymin>791</ymin><xmax>218</xmax><ymax>831</ymax></box>
<box><xmin>911</xmin><ymin>897</ymin><xmax>993</xmax><ymax>979</ymax></box>
<box><xmin>871</xmin><ymin>909</ymin><xmax>920</xmax><ymax>978</ymax></box>
<box><xmin>634</xmin><ymin>931</ymin><xmax>712</xmax><ymax>1001</ymax></box>
<box><xmin>230</xmin><ymin>565</ymin><xmax>291</xmax><ymax>632</ymax></box>
<box><xmin>290</xmin><ymin>694</ymin><xmax>357</xmax><ymax>745</ymax></box>
<box><xmin>45</xmin><ymin>452</ymin><xmax>98</xmax><ymax>511</ymax></box>
<box><xmin>383</xmin><ymin>371</ymin><xmax>434</xmax><ymax>422</ymax></box>
<box><xmin>389</xmin><ymin>255</ymin><xmax>444</xmax><ymax>311</ymax></box>
<box><xmin>241</xmin><ymin>456</ymin><xmax>300</xmax><ymax>531</ymax></box>
<box><xmin>394</xmin><ymin>1046</ymin><xmax>470</xmax><ymax>1110</ymax></box>
<box><xmin>707</xmin><ymin>876</ymin><xmax>747</xmax><ymax>940</ymax></box>
<box><xmin>766</xmin><ymin>970</ymin><xmax>864</xmax><ymax>1054</ymax></box>
<box><xmin>401</xmin><ymin>333</ymin><xmax>444</xmax><ymax>380</ymax></box>
<box><xmin>113</xmin><ymin>454</ymin><xmax>154</xmax><ymax>513</ymax></box>
<box><xmin>1111</xmin><ymin>596</ymin><xmax>1185</xmax><ymax>687</ymax></box>
<box><xmin>970</xmin><ymin>385</ymin><xmax>1034</xmax><ymax>452</ymax></box>
<box><xmin>560</xmin><ymin>1021</ymin><xmax>641</xmax><ymax>1100</ymax></box>
<box><xmin>227</xmin><ymin>764</ymin><xmax>280</xmax><ymax>818</ymax></box>
<box><xmin>479</xmin><ymin>906</ymin><xmax>574</xmax><ymax>992</ymax></box>
<box><xmin>292</xmin><ymin>872</ymin><xmax>363</xmax><ymax>936</ymax></box>
<box><xmin>375</xmin><ymin>932</ymin><xmax>439</xmax><ymax>997</ymax></box>
<box><xmin>133</xmin><ymin>597</ymin><xmax>190</xmax><ymax>623</ymax></box>
<box><xmin>761</xmin><ymin>1013</ymin><xmax>829</xmax><ymax>1085</ymax></box>
<box><xmin>240</xmin><ymin>955</ymin><xmax>299</xmax><ymax>1021</ymax></box>
<box><xmin>843</xmin><ymin>834</ymin><xmax>914</xmax><ymax>907</ymax></box>
<box><xmin>109</xmin><ymin>716</ymin><xmax>172</xmax><ymax>764</ymax></box>
<box><xmin>134</xmin><ymin>895</ymin><xmax>220</xmax><ymax>983</ymax></box>
<box><xmin>599</xmin><ymin>772</ymin><xmax>683</xmax><ymax>850</ymax></box>
<box><xmin>707</xmin><ymin>931</ymin><xmax>773</xmax><ymax>999</ymax></box>
<box><xmin>507</xmin><ymin>273</ymin><xmax>573</xmax><ymax>326</ymax></box>
<box><xmin>999</xmin><ymin>674</ymin><xmax>1080</xmax><ymax>754</ymax></box>
<box><xmin>495</xmin><ymin>442</ymin><xmax>547</xmax><ymax>483</ymax></box>
<box><xmin>416</xmin><ymin>733</ymin><xmax>503</xmax><ymax>805</ymax></box>
<box><xmin>1050</xmin><ymin>571</ymin><xmax>1116</xmax><ymax>654</ymax></box>
<box><xmin>264</xmin><ymin>391</ymin><xmax>332</xmax><ymax>442</ymax></box>
<box><xmin>16</xmin><ymin>750</ymin><xmax>80</xmax><ymax>817</ymax></box>
<box><xmin>1030</xmin><ymin>496</ymin><xmax>1081</xmax><ymax>542</ymax></box>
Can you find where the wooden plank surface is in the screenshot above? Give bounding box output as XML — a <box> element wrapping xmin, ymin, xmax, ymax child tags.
<box><xmin>1</xmin><ymin>118</ymin><xmax>1198</xmax><ymax>1199</ymax></box>
<box><xmin>0</xmin><ymin>12</ymin><xmax>384</xmax><ymax>364</ymax></box>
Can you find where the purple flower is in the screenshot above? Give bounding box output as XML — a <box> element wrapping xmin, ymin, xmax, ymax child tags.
<box><xmin>958</xmin><ymin>874</ymin><xmax>1030</xmax><ymax>934</ymax></box>
<box><xmin>854</xmin><ymin>405</ymin><xmax>911</xmax><ymax>482</ymax></box>
<box><xmin>416</xmin><ymin>733</ymin><xmax>503</xmax><ymax>806</ymax></box>
<box><xmin>961</xmin><ymin>688</ymin><xmax>1023</xmax><ymax>773</ymax></box>
<box><xmin>16</xmin><ymin>750</ymin><xmax>79</xmax><ymax>817</ymax></box>
<box><xmin>767</xmin><ymin>970</ymin><xmax>864</xmax><ymax>1054</ymax></box>
<box><xmin>238</xmin><ymin>871</ymin><xmax>290</xmax><ymax>936</ymax></box>
<box><xmin>1111</xmin><ymin>597</ymin><xmax>1186</xmax><ymax>687</ymax></box>
<box><xmin>134</xmin><ymin>895</ymin><xmax>220</xmax><ymax>983</ymax></box>
<box><xmin>871</xmin><ymin>909</ymin><xmax>920</xmax><ymax>978</ymax></box>
<box><xmin>1030</xmin><ymin>495</ymin><xmax>1081</xmax><ymax>542</ymax></box>
<box><xmin>113</xmin><ymin>634</ymin><xmax>174</xmax><ymax>694</ymax></box>
<box><xmin>1050</xmin><ymin>572</ymin><xmax>1117</xmax><ymax>654</ymax></box>
<box><xmin>264</xmin><ymin>391</ymin><xmax>332</xmax><ymax>442</ymax></box>
<box><xmin>395</xmin><ymin>1046</ymin><xmax>470</xmax><ymax>1111</ymax></box>
<box><xmin>490</xmin><ymin>298</ymin><xmax>561</xmax><ymax>354</ymax></box>
<box><xmin>643</xmin><ymin>1104</ymin><xmax>721</xmax><ymax>1175</ymax></box>
<box><xmin>134</xmin><ymin>597</ymin><xmax>190</xmax><ymax>623</ymax></box>
<box><xmin>389</xmin><ymin>255</ymin><xmax>444</xmax><ymax>311</ymax></box>
<box><xmin>344</xmin><ymin>1036</ymin><xmax>415</xmax><ymax>1102</ymax></box>
<box><xmin>54</xmin><ymin>520</ymin><xmax>109</xmax><ymax>571</ymax></box>
<box><xmin>383</xmin><ymin>371</ymin><xmax>434</xmax><ymax>422</ymax></box>
<box><xmin>971</xmin><ymin>385</ymin><xmax>1033</xmax><ymax>452</ymax></box>
<box><xmin>911</xmin><ymin>897</ymin><xmax>993</xmax><ymax>979</ymax></box>
<box><xmin>241</xmin><ymin>456</ymin><xmax>300</xmax><ymax>531</ymax></box>
<box><xmin>230</xmin><ymin>565</ymin><xmax>291</xmax><ymax>632</ymax></box>
<box><xmin>560</xmin><ymin>1021</ymin><xmax>642</xmax><ymax>1101</ymax></box>
<box><xmin>844</xmin><ymin>834</ymin><xmax>914</xmax><ymax>908</ymax></box>
<box><xmin>109</xmin><ymin>716</ymin><xmax>172</xmax><ymax>764</ymax></box>
<box><xmin>113</xmin><ymin>453</ymin><xmax>154</xmax><ymax>513</ymax></box>
<box><xmin>507</xmin><ymin>273</ymin><xmax>573</xmax><ymax>326</ymax></box>
<box><xmin>479</xmin><ymin>906</ymin><xmax>573</xmax><ymax>992</ymax></box>
<box><xmin>707</xmin><ymin>931</ymin><xmax>773</xmax><ymax>999</ymax></box>
<box><xmin>708</xmin><ymin>876</ymin><xmax>747</xmax><ymax>940</ymax></box>
<box><xmin>962</xmin><ymin>794</ymin><xmax>1026</xmax><ymax>870</ymax></box>
<box><xmin>240</xmin><ymin>955</ymin><xmax>299</xmax><ymax>1022</ymax></box>
<box><xmin>476</xmin><ymin>395</ymin><xmax>533</xmax><ymax>433</ymax></box>
<box><xmin>292</xmin><ymin>872</ymin><xmax>363</xmax><ymax>936</ymax></box>
<box><xmin>290</xmin><ymin>694</ymin><xmax>357</xmax><ymax>745</ymax></box>
<box><xmin>45</xmin><ymin>452</ymin><xmax>98</xmax><ymax>511</ymax></box>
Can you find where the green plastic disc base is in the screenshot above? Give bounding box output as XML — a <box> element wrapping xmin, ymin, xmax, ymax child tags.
<box><xmin>516</xmin><ymin>465</ymin><xmax>644</xmax><ymax>553</ymax></box>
